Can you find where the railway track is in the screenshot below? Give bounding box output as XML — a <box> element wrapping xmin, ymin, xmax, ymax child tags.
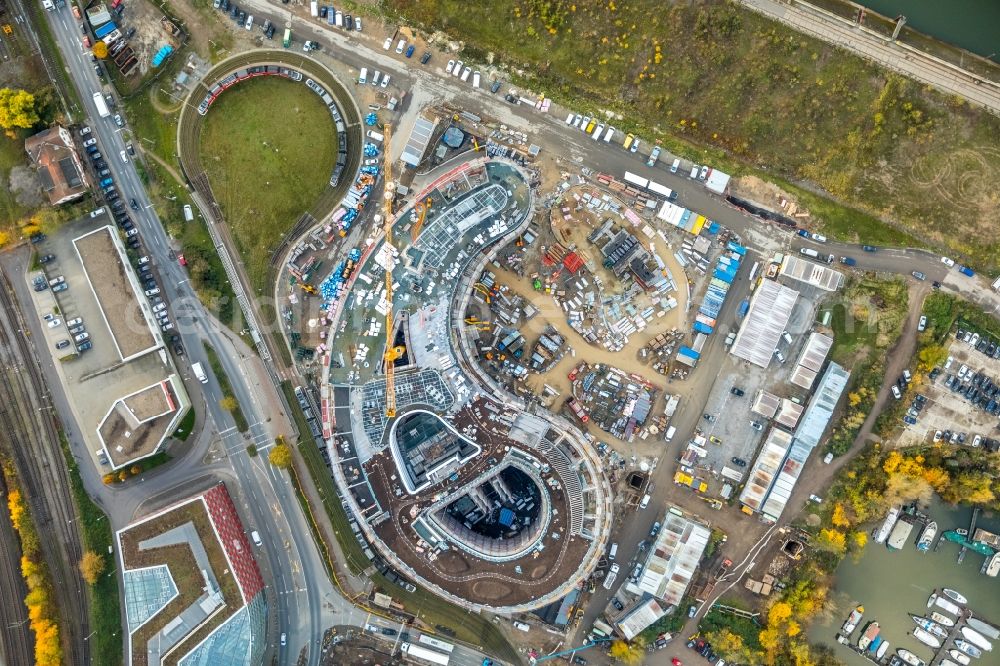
<box><xmin>0</xmin><ymin>471</ymin><xmax>33</xmax><ymax>666</ymax></box>
<box><xmin>0</xmin><ymin>269</ymin><xmax>90</xmax><ymax>665</ymax></box>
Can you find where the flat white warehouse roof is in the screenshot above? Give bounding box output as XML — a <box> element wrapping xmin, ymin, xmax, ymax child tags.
<box><xmin>780</xmin><ymin>255</ymin><xmax>844</xmax><ymax>292</ymax></box>
<box><xmin>730</xmin><ymin>279</ymin><xmax>799</xmax><ymax>368</ymax></box>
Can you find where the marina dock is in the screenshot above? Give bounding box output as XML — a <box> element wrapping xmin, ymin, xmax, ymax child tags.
<box><xmin>958</xmin><ymin>507</ymin><xmax>979</xmax><ymax>564</ymax></box>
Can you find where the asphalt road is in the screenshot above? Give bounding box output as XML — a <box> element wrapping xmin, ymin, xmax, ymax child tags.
<box><xmin>39</xmin><ymin>6</ymin><xmax>337</xmax><ymax>663</ymax></box>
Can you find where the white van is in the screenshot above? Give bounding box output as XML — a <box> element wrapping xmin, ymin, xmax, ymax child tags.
<box><xmin>565</xmin><ymin>113</ymin><xmax>576</xmax><ymax>125</ymax></box>
<box><xmin>690</xmin><ymin>165</ymin><xmax>700</xmax><ymax>178</ymax></box>
<box><xmin>460</xmin><ymin>67</ymin><xmax>472</xmax><ymax>82</ymax></box>
<box><xmin>251</xmin><ymin>530</ymin><xmax>262</xmax><ymax>546</ymax></box>
<box><xmin>395</xmin><ymin>39</ymin><xmax>406</xmax><ymax>54</ymax></box>
<box><xmin>335</xmin><ymin>11</ymin><xmax>343</xmax><ymax>27</ymax></box>
<box><xmin>665</xmin><ymin>426</ymin><xmax>677</xmax><ymax>441</ymax></box>
<box><xmin>640</xmin><ymin>494</ymin><xmax>651</xmax><ymax>509</ymax></box>
<box><xmin>472</xmin><ymin>71</ymin><xmax>481</xmax><ymax>88</ymax></box>
<box><xmin>366</xmin><ymin>130</ymin><xmax>384</xmax><ymax>142</ymax></box>
<box><xmin>608</xmin><ymin>543</ymin><xmax>618</xmax><ymax>560</ymax></box>
<box><xmin>670</xmin><ymin>158</ymin><xmax>681</xmax><ymax>173</ymax></box>
<box><xmin>371</xmin><ymin>70</ymin><xmax>381</xmax><ymax>86</ymax></box>
<box><xmin>603</xmin><ymin>126</ymin><xmax>615</xmax><ymax>142</ymax></box>
<box><xmin>591</xmin><ymin>123</ymin><xmax>605</xmax><ymax>140</ymax></box>
<box><xmin>358</xmin><ymin>67</ymin><xmax>368</xmax><ymax>84</ymax></box>
<box><xmin>781</xmin><ymin>330</ymin><xmax>793</xmax><ymax>345</ymax></box>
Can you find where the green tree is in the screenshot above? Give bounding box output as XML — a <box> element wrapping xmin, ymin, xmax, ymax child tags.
<box><xmin>0</xmin><ymin>88</ymin><xmax>39</xmax><ymax>130</ymax></box>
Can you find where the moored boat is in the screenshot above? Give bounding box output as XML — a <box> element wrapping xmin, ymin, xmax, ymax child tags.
<box><xmin>961</xmin><ymin>626</ymin><xmax>994</xmax><ymax>651</ymax></box>
<box><xmin>910</xmin><ymin>615</ymin><xmax>948</xmax><ymax>639</ymax></box>
<box><xmin>941</xmin><ymin>659</ymin><xmax>963</xmax><ymax>666</ymax></box>
<box><xmin>875</xmin><ymin>640</ymin><xmax>889</xmax><ymax>660</ymax></box>
<box><xmin>986</xmin><ymin>551</ymin><xmax>1000</xmax><ymax>578</ymax></box>
<box><xmin>928</xmin><ymin>592</ymin><xmax>962</xmax><ymax>616</ymax></box>
<box><xmin>875</xmin><ymin>506</ymin><xmax>901</xmax><ymax>544</ymax></box>
<box><xmin>955</xmin><ymin>639</ymin><xmax>983</xmax><ymax>658</ymax></box>
<box><xmin>917</xmin><ymin>521</ymin><xmax>938</xmax><ymax>551</ymax></box>
<box><xmin>948</xmin><ymin>650</ymin><xmax>971</xmax><ymax>666</ymax></box>
<box><xmin>932</xmin><ymin>611</ymin><xmax>956</xmax><ymax>627</ymax></box>
<box><xmin>966</xmin><ymin>616</ymin><xmax>1000</xmax><ymax>640</ymax></box>
<box><xmin>896</xmin><ymin>648</ymin><xmax>926</xmax><ymax>666</ymax></box>
<box><xmin>912</xmin><ymin>626</ymin><xmax>942</xmax><ymax>648</ymax></box>
<box><xmin>841</xmin><ymin>604</ymin><xmax>864</xmax><ymax>635</ymax></box>
<box><xmin>868</xmin><ymin>635</ymin><xmax>883</xmax><ymax>653</ymax></box>
<box><xmin>943</xmin><ymin>588</ymin><xmax>969</xmax><ymax>605</ymax></box>
<box><xmin>858</xmin><ymin>621</ymin><xmax>881</xmax><ymax>650</ymax></box>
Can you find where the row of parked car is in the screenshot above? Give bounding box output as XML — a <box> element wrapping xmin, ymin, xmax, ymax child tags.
<box><xmin>43</xmin><ymin>311</ymin><xmax>92</xmax><ymax>352</ymax></box>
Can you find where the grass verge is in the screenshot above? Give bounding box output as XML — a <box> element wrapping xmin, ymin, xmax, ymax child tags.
<box><xmin>172</xmin><ymin>407</ymin><xmax>196</xmax><ymax>441</ymax></box>
<box><xmin>203</xmin><ymin>343</ymin><xmax>249</xmax><ymax>432</ymax></box>
<box><xmin>295</xmin><ymin>438</ymin><xmax>518</xmax><ymax>662</ymax></box>
<box><xmin>58</xmin><ymin>435</ymin><xmax>122</xmax><ymax>666</ymax></box>
<box><xmin>198</xmin><ymin>76</ymin><xmax>337</xmax><ymax>290</ymax></box>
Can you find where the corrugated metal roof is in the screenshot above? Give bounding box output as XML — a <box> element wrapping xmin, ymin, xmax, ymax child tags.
<box><xmin>752</xmin><ymin>390</ymin><xmax>781</xmax><ymax>418</ymax></box>
<box><xmin>797</xmin><ymin>332</ymin><xmax>834</xmax><ymax>371</ymax></box>
<box><xmin>616</xmin><ymin>598</ymin><xmax>668</xmax><ymax>640</ymax></box>
<box><xmin>738</xmin><ymin>429</ymin><xmax>793</xmax><ymax>510</ymax></box>
<box><xmin>636</xmin><ymin>512</ymin><xmax>710</xmax><ymax>605</ymax></box>
<box><xmin>775</xmin><ymin>399</ymin><xmax>804</xmax><ymax>429</ymax></box>
<box><xmin>789</xmin><ymin>365</ymin><xmax>819</xmax><ymax>390</ymax></box>
<box><xmin>401</xmin><ymin>116</ymin><xmax>437</xmax><ymax>167</ymax></box>
<box><xmin>730</xmin><ymin>280</ymin><xmax>799</xmax><ymax>368</ymax></box>
<box><xmin>780</xmin><ymin>255</ymin><xmax>844</xmax><ymax>291</ymax></box>
<box><xmin>794</xmin><ymin>362</ymin><xmax>850</xmax><ymax>451</ymax></box>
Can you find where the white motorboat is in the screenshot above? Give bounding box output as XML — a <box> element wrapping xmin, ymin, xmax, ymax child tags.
<box><xmin>961</xmin><ymin>626</ymin><xmax>994</xmax><ymax>651</ymax></box>
<box><xmin>955</xmin><ymin>639</ymin><xmax>983</xmax><ymax>658</ymax></box>
<box><xmin>911</xmin><ymin>615</ymin><xmax>948</xmax><ymax>639</ymax></box>
<box><xmin>943</xmin><ymin>587</ymin><xmax>968</xmax><ymax>605</ymax></box>
<box><xmin>841</xmin><ymin>605</ymin><xmax>864</xmax><ymax>635</ymax></box>
<box><xmin>929</xmin><ymin>592</ymin><xmax>962</xmax><ymax>616</ymax></box>
<box><xmin>932</xmin><ymin>611</ymin><xmax>956</xmax><ymax>627</ymax></box>
<box><xmin>874</xmin><ymin>505</ymin><xmax>901</xmax><ymax>544</ymax></box>
<box><xmin>948</xmin><ymin>649</ymin><xmax>971</xmax><ymax>666</ymax></box>
<box><xmin>912</xmin><ymin>626</ymin><xmax>942</xmax><ymax>648</ymax></box>
<box><xmin>875</xmin><ymin>640</ymin><xmax>889</xmax><ymax>660</ymax></box>
<box><xmin>896</xmin><ymin>648</ymin><xmax>926</xmax><ymax>666</ymax></box>
<box><xmin>916</xmin><ymin>521</ymin><xmax>937</xmax><ymax>551</ymax></box>
<box><xmin>986</xmin><ymin>552</ymin><xmax>1000</xmax><ymax>577</ymax></box>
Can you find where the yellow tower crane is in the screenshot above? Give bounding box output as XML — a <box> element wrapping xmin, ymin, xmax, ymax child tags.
<box><xmin>382</xmin><ymin>124</ymin><xmax>404</xmax><ymax>418</ymax></box>
<box><xmin>410</xmin><ymin>197</ymin><xmax>433</xmax><ymax>241</ymax></box>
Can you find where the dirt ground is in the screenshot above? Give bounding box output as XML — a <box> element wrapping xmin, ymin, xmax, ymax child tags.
<box><xmin>74</xmin><ymin>228</ymin><xmax>155</xmax><ymax>358</ymax></box>
<box><xmin>729</xmin><ymin>175</ymin><xmax>812</xmax><ymax>223</ymax></box>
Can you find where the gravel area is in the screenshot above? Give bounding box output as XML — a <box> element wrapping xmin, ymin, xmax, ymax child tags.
<box><xmin>74</xmin><ymin>227</ymin><xmax>155</xmax><ymax>360</ymax></box>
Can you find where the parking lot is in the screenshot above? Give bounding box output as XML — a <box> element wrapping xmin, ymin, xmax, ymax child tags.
<box><xmin>25</xmin><ymin>216</ymin><xmax>187</xmax><ymax>471</ymax></box>
<box><xmin>897</xmin><ymin>331</ymin><xmax>1000</xmax><ymax>449</ymax></box>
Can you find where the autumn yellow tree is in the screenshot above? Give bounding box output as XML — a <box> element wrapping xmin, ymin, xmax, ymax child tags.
<box><xmin>219</xmin><ymin>395</ymin><xmax>239</xmax><ymax>412</ymax></box>
<box><xmin>608</xmin><ymin>638</ymin><xmax>645</xmax><ymax>665</ymax></box>
<box><xmin>813</xmin><ymin>528</ymin><xmax>847</xmax><ymax>554</ymax></box>
<box><xmin>79</xmin><ymin>551</ymin><xmax>105</xmax><ymax>585</ymax></box>
<box><xmin>0</xmin><ymin>88</ymin><xmax>39</xmax><ymax>130</ymax></box>
<box><xmin>92</xmin><ymin>41</ymin><xmax>108</xmax><ymax>59</ymax></box>
<box><xmin>268</xmin><ymin>438</ymin><xmax>293</xmax><ymax>468</ymax></box>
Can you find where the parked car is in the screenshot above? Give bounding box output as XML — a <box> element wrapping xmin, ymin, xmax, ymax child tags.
<box><xmin>730</xmin><ymin>386</ymin><xmax>745</xmax><ymax>397</ymax></box>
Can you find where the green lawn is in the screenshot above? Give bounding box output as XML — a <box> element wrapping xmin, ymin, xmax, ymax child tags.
<box><xmin>388</xmin><ymin>0</ymin><xmax>1000</xmax><ymax>272</ymax></box>
<box><xmin>198</xmin><ymin>77</ymin><xmax>337</xmax><ymax>290</ymax></box>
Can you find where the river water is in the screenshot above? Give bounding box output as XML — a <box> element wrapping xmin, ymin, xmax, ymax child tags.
<box><xmin>810</xmin><ymin>496</ymin><xmax>1000</xmax><ymax>664</ymax></box>
<box><xmin>859</xmin><ymin>0</ymin><xmax>999</xmax><ymax>60</ymax></box>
